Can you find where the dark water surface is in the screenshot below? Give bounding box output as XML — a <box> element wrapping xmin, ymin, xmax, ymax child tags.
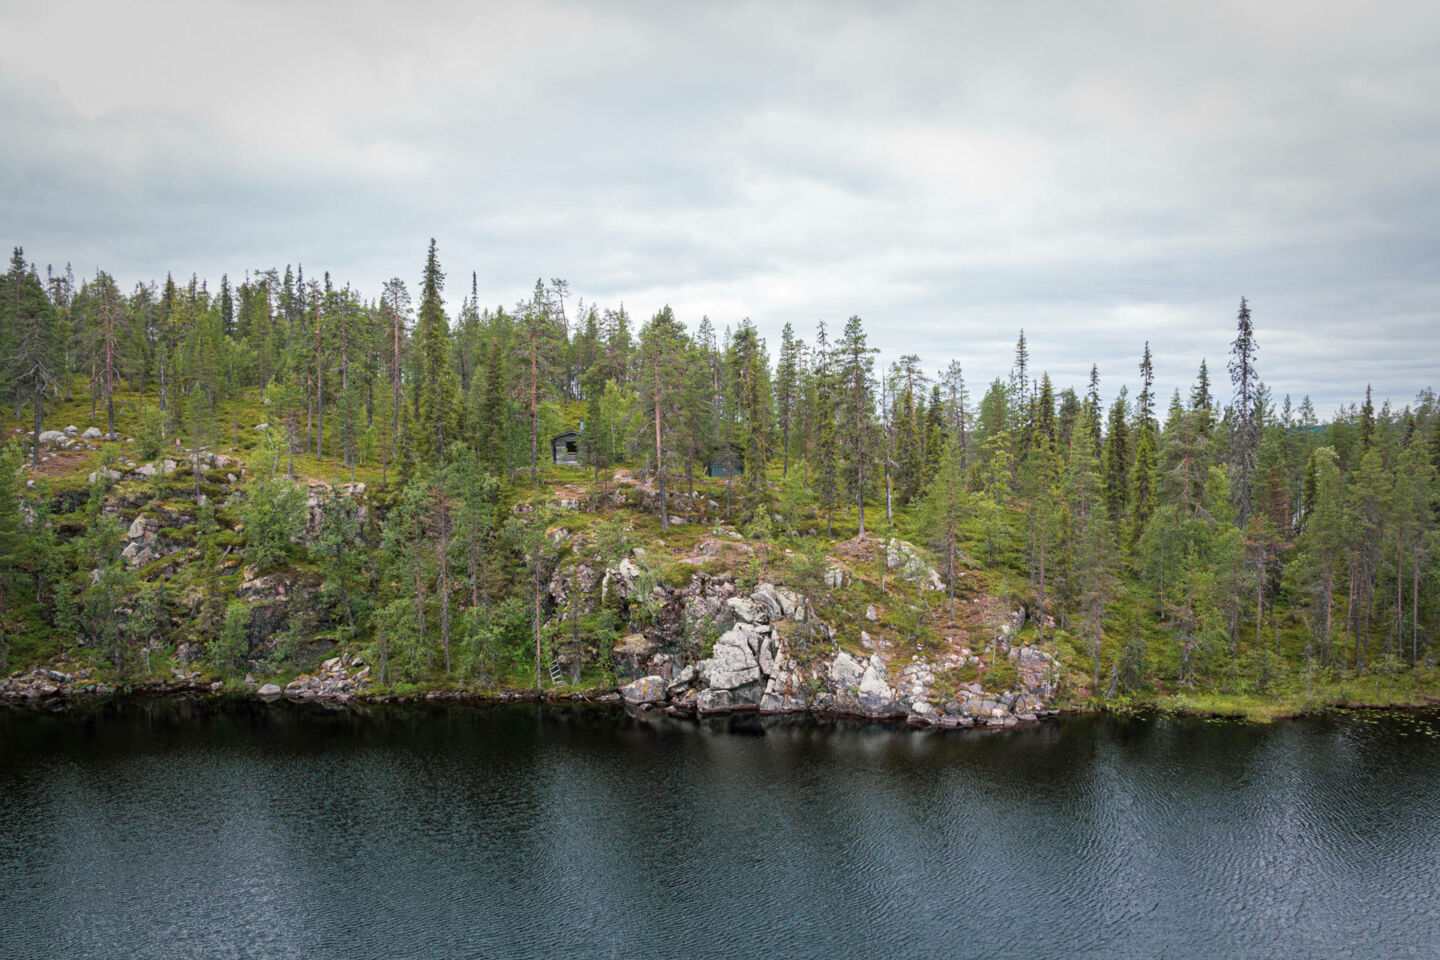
<box><xmin>2</xmin><ymin>701</ymin><xmax>1438</xmax><ymax>959</ymax></box>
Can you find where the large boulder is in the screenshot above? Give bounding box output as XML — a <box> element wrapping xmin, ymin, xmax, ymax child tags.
<box><xmin>857</xmin><ymin>655</ymin><xmax>906</xmax><ymax>716</ymax></box>
<box><xmin>885</xmin><ymin>538</ymin><xmax>945</xmax><ymax>591</ymax></box>
<box><xmin>697</xmin><ymin>626</ymin><xmax>762</xmax><ymax>690</ymax></box>
<box><xmin>38</xmin><ymin>430</ymin><xmax>65</xmax><ymax>445</ymax></box>
<box><xmin>726</xmin><ymin>596</ymin><xmax>769</xmax><ymax>625</ymax></box>
<box><xmin>696</xmin><ymin>688</ymin><xmax>732</xmax><ymax>714</ymax></box>
<box><xmin>620</xmin><ymin>675</ymin><xmax>667</xmax><ymax>705</ymax></box>
<box><xmin>750</xmin><ymin>583</ymin><xmax>786</xmax><ymax>621</ymax></box>
<box><xmin>82</xmin><ymin>426</ymin><xmax>103</xmax><ymax>439</ymax></box>
<box><xmin>828</xmin><ymin>651</ymin><xmax>866</xmax><ymax>691</ymax></box>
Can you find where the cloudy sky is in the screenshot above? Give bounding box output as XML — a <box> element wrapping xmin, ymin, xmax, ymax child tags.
<box><xmin>2</xmin><ymin>0</ymin><xmax>1437</xmax><ymax>413</ymax></box>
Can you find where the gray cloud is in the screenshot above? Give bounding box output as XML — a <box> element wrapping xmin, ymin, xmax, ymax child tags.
<box><xmin>2</xmin><ymin>0</ymin><xmax>1437</xmax><ymax>413</ymax></box>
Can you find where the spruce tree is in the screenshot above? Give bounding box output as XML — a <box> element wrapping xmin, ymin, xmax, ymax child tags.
<box><xmin>2</xmin><ymin>249</ymin><xmax>61</xmax><ymax>467</ymax></box>
<box><xmin>1228</xmin><ymin>297</ymin><xmax>1260</xmax><ymax>525</ymax></box>
<box><xmin>775</xmin><ymin>322</ymin><xmax>800</xmax><ymax>476</ymax></box>
<box><xmin>415</xmin><ymin>240</ymin><xmax>456</xmax><ymax>462</ymax></box>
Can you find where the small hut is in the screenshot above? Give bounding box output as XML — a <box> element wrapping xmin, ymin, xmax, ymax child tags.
<box><xmin>550</xmin><ymin>431</ymin><xmax>585</xmax><ymax>466</ymax></box>
<box><xmin>705</xmin><ymin>443</ymin><xmax>744</xmax><ymax>478</ymax></box>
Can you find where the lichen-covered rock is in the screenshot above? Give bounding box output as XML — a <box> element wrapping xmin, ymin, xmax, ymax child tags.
<box><xmin>696</xmin><ymin>688</ymin><xmax>732</xmax><ymax>714</ymax></box>
<box><xmin>726</xmin><ymin>596</ymin><xmax>768</xmax><ymax>625</ymax></box>
<box><xmin>697</xmin><ymin>626</ymin><xmax>762</xmax><ymax>690</ymax></box>
<box><xmin>620</xmin><ymin>675</ymin><xmax>667</xmax><ymax>704</ymax></box>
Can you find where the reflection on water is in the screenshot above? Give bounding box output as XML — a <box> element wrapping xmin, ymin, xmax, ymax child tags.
<box><xmin>2</xmin><ymin>701</ymin><xmax>1438</xmax><ymax>959</ymax></box>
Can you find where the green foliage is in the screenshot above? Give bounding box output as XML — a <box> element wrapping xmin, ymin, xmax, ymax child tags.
<box><xmin>136</xmin><ymin>404</ymin><xmax>166</xmax><ymax>460</ymax></box>
<box><xmin>208</xmin><ymin>601</ymin><xmax>251</xmax><ymax>675</ymax></box>
<box><xmin>241</xmin><ymin>478</ymin><xmax>306</xmax><ymax>570</ymax></box>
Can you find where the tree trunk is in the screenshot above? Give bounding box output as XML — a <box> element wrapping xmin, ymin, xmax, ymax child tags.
<box><xmin>439</xmin><ymin>502</ymin><xmax>451</xmax><ymax>674</ymax></box>
<box><xmin>30</xmin><ymin>386</ymin><xmax>41</xmax><ymax>469</ymax></box>
<box><xmin>529</xmin><ymin>333</ymin><xmax>539</xmax><ymax>483</ymax></box>
<box><xmin>533</xmin><ymin>567</ymin><xmax>543</xmax><ymax>693</ymax></box>
<box><xmin>653</xmin><ymin>360</ymin><xmax>668</xmax><ymax>531</ymax></box>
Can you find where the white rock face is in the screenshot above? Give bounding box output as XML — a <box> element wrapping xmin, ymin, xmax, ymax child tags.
<box><xmin>858</xmin><ymin>655</ymin><xmax>893</xmax><ymax>705</ymax></box>
<box><xmin>127</xmin><ymin>516</ymin><xmax>147</xmax><ymax>540</ymax></box>
<box><xmin>828</xmin><ymin>651</ymin><xmax>865</xmax><ymax>690</ymax></box>
<box><xmin>697</xmin><ymin>626</ymin><xmax>763</xmax><ymax>690</ymax></box>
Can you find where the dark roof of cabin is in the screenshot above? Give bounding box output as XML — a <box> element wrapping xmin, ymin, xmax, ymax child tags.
<box><xmin>550</xmin><ymin>431</ymin><xmax>582</xmax><ymax>441</ymax></box>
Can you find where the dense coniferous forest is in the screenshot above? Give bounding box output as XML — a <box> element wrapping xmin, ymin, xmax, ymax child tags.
<box><xmin>1</xmin><ymin>240</ymin><xmax>1437</xmax><ymax>714</ymax></box>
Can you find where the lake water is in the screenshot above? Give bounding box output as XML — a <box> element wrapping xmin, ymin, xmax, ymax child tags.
<box><xmin>2</xmin><ymin>700</ymin><xmax>1438</xmax><ymax>959</ymax></box>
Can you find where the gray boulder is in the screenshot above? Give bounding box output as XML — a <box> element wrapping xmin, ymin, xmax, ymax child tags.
<box><xmin>696</xmin><ymin>689</ymin><xmax>732</xmax><ymax>714</ymax></box>
<box><xmin>697</xmin><ymin>626</ymin><xmax>762</xmax><ymax>690</ymax></box>
<box><xmin>82</xmin><ymin>426</ymin><xmax>103</xmax><ymax>439</ymax></box>
<box><xmin>828</xmin><ymin>651</ymin><xmax>865</xmax><ymax>691</ymax></box>
<box><xmin>620</xmin><ymin>675</ymin><xmax>667</xmax><ymax>705</ymax></box>
<box><xmin>726</xmin><ymin>596</ymin><xmax>769</xmax><ymax>625</ymax></box>
<box><xmin>256</xmin><ymin>684</ymin><xmax>282</xmax><ymax>697</ymax></box>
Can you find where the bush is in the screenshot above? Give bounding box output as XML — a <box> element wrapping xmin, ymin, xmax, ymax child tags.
<box><xmin>240</xmin><ymin>479</ymin><xmax>307</xmax><ymax>570</ymax></box>
<box><xmin>136</xmin><ymin>405</ymin><xmax>165</xmax><ymax>460</ymax></box>
<box><xmin>208</xmin><ymin>602</ymin><xmax>251</xmax><ymax>675</ymax></box>
<box><xmin>984</xmin><ymin>655</ymin><xmax>1018</xmax><ymax>692</ymax></box>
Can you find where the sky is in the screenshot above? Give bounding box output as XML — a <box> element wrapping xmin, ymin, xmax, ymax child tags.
<box><xmin>2</xmin><ymin>0</ymin><xmax>1437</xmax><ymax>415</ymax></box>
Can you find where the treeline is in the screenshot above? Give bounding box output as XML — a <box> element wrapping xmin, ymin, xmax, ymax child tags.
<box><xmin>0</xmin><ymin>241</ymin><xmax>1437</xmax><ymax>693</ymax></box>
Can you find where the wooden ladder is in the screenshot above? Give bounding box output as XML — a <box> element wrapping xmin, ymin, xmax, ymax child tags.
<box><xmin>547</xmin><ymin>656</ymin><xmax>564</xmax><ymax>687</ymax></box>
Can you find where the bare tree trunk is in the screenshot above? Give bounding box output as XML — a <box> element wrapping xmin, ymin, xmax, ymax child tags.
<box><xmin>533</xmin><ymin>566</ymin><xmax>543</xmax><ymax>693</ymax></box>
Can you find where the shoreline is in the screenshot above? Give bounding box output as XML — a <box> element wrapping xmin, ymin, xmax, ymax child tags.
<box><xmin>4</xmin><ymin>678</ymin><xmax>1438</xmax><ymax>725</ymax></box>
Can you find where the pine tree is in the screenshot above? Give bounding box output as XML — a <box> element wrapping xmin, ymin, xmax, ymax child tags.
<box><xmin>836</xmin><ymin>316</ymin><xmax>877</xmax><ymax>536</ymax></box>
<box><xmin>637</xmin><ymin>306</ymin><xmax>688</xmax><ymax>530</ymax></box>
<box><xmin>919</xmin><ymin>433</ymin><xmax>967</xmax><ymax>619</ymax></box>
<box><xmin>941</xmin><ymin>360</ymin><xmax>969</xmax><ymax>462</ymax></box>
<box><xmin>379</xmin><ymin>278</ymin><xmax>411</xmax><ymax>484</ymax></box>
<box><xmin>812</xmin><ymin>322</ymin><xmax>841</xmax><ymax>536</ymax></box>
<box><xmin>518</xmin><ymin>280</ymin><xmax>559</xmax><ymax>482</ymax></box>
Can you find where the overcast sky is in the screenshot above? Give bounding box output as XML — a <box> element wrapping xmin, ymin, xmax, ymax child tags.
<box><xmin>2</xmin><ymin>0</ymin><xmax>1437</xmax><ymax>414</ymax></box>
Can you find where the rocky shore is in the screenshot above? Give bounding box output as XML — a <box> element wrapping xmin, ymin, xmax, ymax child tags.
<box><xmin>3</xmin><ymin>555</ymin><xmax>1061</xmax><ymax>729</ymax></box>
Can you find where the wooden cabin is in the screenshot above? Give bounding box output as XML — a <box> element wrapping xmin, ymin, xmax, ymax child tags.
<box><xmin>550</xmin><ymin>431</ymin><xmax>585</xmax><ymax>466</ymax></box>
<box><xmin>705</xmin><ymin>443</ymin><xmax>744</xmax><ymax>478</ymax></box>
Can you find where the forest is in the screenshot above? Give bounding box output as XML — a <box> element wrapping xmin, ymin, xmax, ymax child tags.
<box><xmin>1</xmin><ymin>239</ymin><xmax>1437</xmax><ymax>715</ymax></box>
